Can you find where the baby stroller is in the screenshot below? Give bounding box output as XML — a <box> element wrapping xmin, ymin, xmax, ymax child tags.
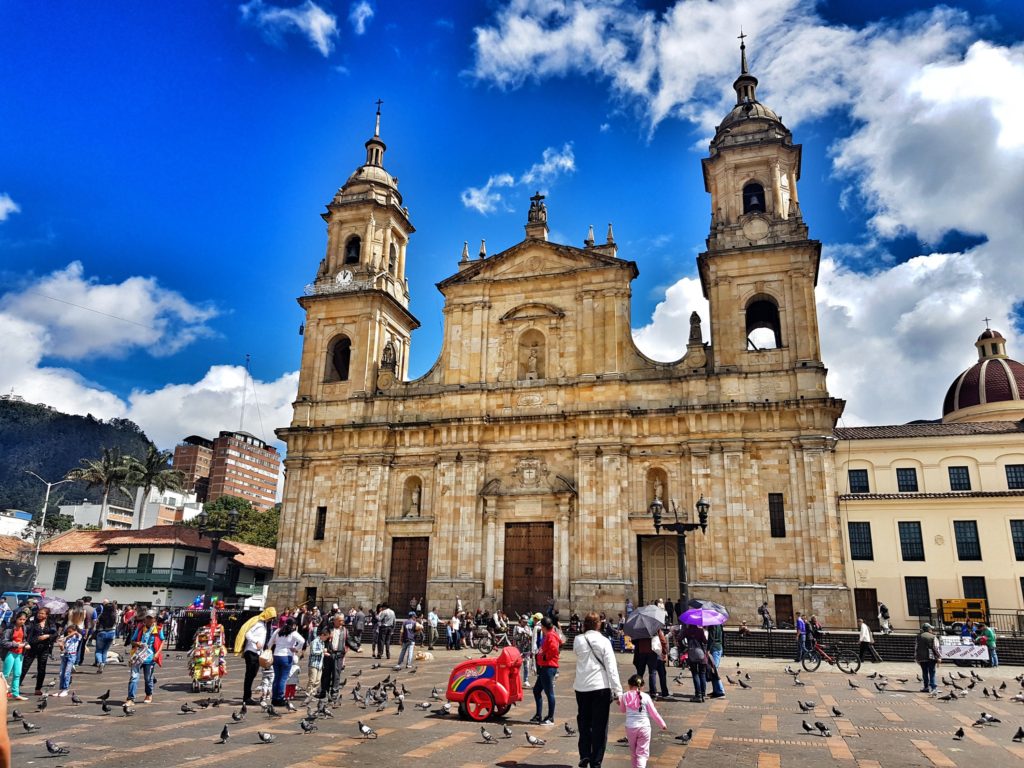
<box><xmin>188</xmin><ymin>622</ymin><xmax>227</xmax><ymax>693</ymax></box>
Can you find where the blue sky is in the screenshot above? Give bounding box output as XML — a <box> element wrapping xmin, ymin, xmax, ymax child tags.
<box><xmin>1</xmin><ymin>0</ymin><xmax>1022</xmax><ymax>451</ymax></box>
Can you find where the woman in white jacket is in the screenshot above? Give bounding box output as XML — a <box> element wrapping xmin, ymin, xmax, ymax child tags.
<box><xmin>573</xmin><ymin>611</ymin><xmax>623</xmax><ymax>768</ymax></box>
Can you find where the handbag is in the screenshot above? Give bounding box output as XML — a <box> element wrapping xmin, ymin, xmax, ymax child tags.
<box><xmin>258</xmin><ymin>649</ymin><xmax>273</xmax><ymax>669</ymax></box>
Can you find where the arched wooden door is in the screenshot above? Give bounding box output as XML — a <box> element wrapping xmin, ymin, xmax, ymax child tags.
<box><xmin>389</xmin><ymin>537</ymin><xmax>428</xmax><ymax>613</ymax></box>
<box><xmin>640</xmin><ymin>536</ymin><xmax>679</xmax><ymax>606</ymax></box>
<box><xmin>503</xmin><ymin>522</ymin><xmax>553</xmax><ymax>615</ymax></box>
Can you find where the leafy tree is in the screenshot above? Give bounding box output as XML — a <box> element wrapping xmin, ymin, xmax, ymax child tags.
<box><xmin>125</xmin><ymin>445</ymin><xmax>185</xmax><ymax>523</ymax></box>
<box><xmin>186</xmin><ymin>496</ymin><xmax>280</xmax><ymax>549</ymax></box>
<box><xmin>65</xmin><ymin>447</ymin><xmax>131</xmax><ymax>529</ymax></box>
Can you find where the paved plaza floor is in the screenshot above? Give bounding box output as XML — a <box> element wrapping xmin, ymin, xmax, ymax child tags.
<box><xmin>9</xmin><ymin>645</ymin><xmax>1024</xmax><ymax>767</ymax></box>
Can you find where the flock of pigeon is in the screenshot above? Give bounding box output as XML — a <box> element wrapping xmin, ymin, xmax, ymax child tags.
<box><xmin>11</xmin><ymin>656</ymin><xmax>1024</xmax><ymax>757</ymax></box>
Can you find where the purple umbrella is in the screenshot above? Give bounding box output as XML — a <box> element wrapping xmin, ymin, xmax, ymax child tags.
<box><xmin>680</xmin><ymin>607</ymin><xmax>727</xmax><ymax>627</ymax></box>
<box><xmin>40</xmin><ymin>596</ymin><xmax>69</xmax><ymax>615</ymax></box>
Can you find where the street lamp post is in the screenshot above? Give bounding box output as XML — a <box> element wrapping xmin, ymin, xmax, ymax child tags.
<box><xmin>196</xmin><ymin>508</ymin><xmax>239</xmax><ymax>609</ymax></box>
<box><xmin>24</xmin><ymin>470</ymin><xmax>72</xmax><ymax>569</ymax></box>
<box><xmin>650</xmin><ymin>494</ymin><xmax>710</xmax><ymax>610</ymax></box>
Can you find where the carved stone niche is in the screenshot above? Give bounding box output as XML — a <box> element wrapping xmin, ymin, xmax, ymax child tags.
<box><xmin>518</xmin><ymin>328</ymin><xmax>545</xmax><ymax>381</ymax></box>
<box><xmin>402</xmin><ymin>475</ymin><xmax>423</xmax><ymax>517</ymax></box>
<box><xmin>647</xmin><ymin>467</ymin><xmax>668</xmax><ymax>505</ymax></box>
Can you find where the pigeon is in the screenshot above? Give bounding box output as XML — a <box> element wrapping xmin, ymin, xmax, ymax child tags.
<box><xmin>257</xmin><ymin>731</ymin><xmax>276</xmax><ymax>744</ymax></box>
<box><xmin>953</xmin><ymin>727</ymin><xmax>965</xmax><ymax>740</ymax></box>
<box><xmin>994</xmin><ymin>689</ymin><xmax>1003</xmax><ymax>700</ymax></box>
<box><xmin>97</xmin><ymin>689</ymin><xmax>111</xmax><ymax>702</ymax></box>
<box><xmin>440</xmin><ymin>702</ymin><xmax>452</xmax><ymax>715</ymax></box>
<box><xmin>375</xmin><ymin>702</ymin><xmax>387</xmax><ymax>713</ymax></box>
<box><xmin>916</xmin><ymin>674</ymin><xmax>923</xmax><ymax>682</ymax></box>
<box><xmin>874</xmin><ymin>682</ymin><xmax>888</xmax><ymax>692</ymax></box>
<box><xmin>726</xmin><ymin>675</ymin><xmax>736</xmax><ymax>685</ymax></box>
<box><xmin>122</xmin><ymin>703</ymin><xmax>136</xmax><ymax>717</ymax></box>
<box><xmin>1013</xmin><ymin>726</ymin><xmax>1024</xmax><ymax>743</ymax></box>
<box><xmin>738</xmin><ymin>678</ymin><xmax>752</xmax><ymax>689</ymax></box>
<box><xmin>396</xmin><ymin>697</ymin><xmax>405</xmax><ymax>714</ymax></box>
<box><xmin>676</xmin><ymin>728</ymin><xmax>693</xmax><ymax>744</ymax></box>
<box><xmin>300</xmin><ymin>719</ymin><xmax>318</xmax><ymax>733</ymax></box>
<box><xmin>267</xmin><ymin>706</ymin><xmax>282</xmax><ymax>718</ymax></box>
<box><xmin>794</xmin><ymin>677</ymin><xmax>805</xmax><ymax>687</ymax></box>
<box><xmin>217</xmin><ymin>725</ymin><xmax>230</xmax><ymax>744</ymax></box>
<box><xmin>848</xmin><ymin>679</ymin><xmax>859</xmax><ymax>689</ymax></box>
<box><xmin>240</xmin><ymin>702</ymin><xmax>248</xmax><ymax>716</ymax></box>
<box><xmin>371</xmin><ymin>662</ymin><xmax>381</xmax><ymax>669</ymax></box>
<box><xmin>231</xmin><ymin>709</ymin><xmax>246</xmax><ymax>722</ymax></box>
<box><xmin>798</xmin><ymin>700</ymin><xmax>815</xmax><ymax>712</ymax></box>
<box><xmin>481</xmin><ymin>726</ymin><xmax>496</xmax><ymax>743</ymax></box>
<box><xmin>565</xmin><ymin>722</ymin><xmax>577</xmax><ymax>736</ymax></box>
<box><xmin>831</xmin><ymin>706</ymin><xmax>843</xmax><ymax>717</ymax></box>
<box><xmin>37</xmin><ymin>697</ymin><xmax>47</xmax><ymax>711</ymax></box>
<box><xmin>358</xmin><ymin>720</ymin><xmax>377</xmax><ymax>739</ymax></box>
<box><xmin>352</xmin><ymin>669</ymin><xmax>363</xmax><ymax>678</ymax></box>
<box><xmin>101</xmin><ymin>702</ymin><xmax>112</xmax><ymax>714</ymax></box>
<box><xmin>867</xmin><ymin>671</ymin><xmax>878</xmax><ymax>679</ymax></box>
<box><xmin>984</xmin><ymin>688</ymin><xmax>991</xmax><ymax>697</ymax></box>
<box><xmin>784</xmin><ymin>665</ymin><xmax>799</xmax><ymax>675</ymax></box>
<box><xmin>70</xmin><ymin>691</ymin><xmax>83</xmax><ymax>705</ymax></box>
<box><xmin>1000</xmin><ymin>681</ymin><xmax>1008</xmax><ymax>691</ymax></box>
<box><xmin>23</xmin><ymin>720</ymin><xmax>40</xmax><ymax>732</ymax></box>
<box><xmin>745</xmin><ymin>673</ymin><xmax>751</xmax><ymax>680</ymax></box>
<box><xmin>937</xmin><ymin>691</ymin><xmax>957</xmax><ymax>701</ymax></box>
<box><xmin>525</xmin><ymin>731</ymin><xmax>546</xmax><ymax>747</ymax></box>
<box><xmin>974</xmin><ymin>712</ymin><xmax>1001</xmax><ymax>726</ymax></box>
<box><xmin>10</xmin><ymin>709</ymin><xmax>22</xmax><ymax>721</ymax></box>
<box><xmin>415</xmin><ymin>701</ymin><xmax>432</xmax><ymax>710</ymax></box>
<box><xmin>181</xmin><ymin>703</ymin><xmax>197</xmax><ymax>714</ymax></box>
<box><xmin>430</xmin><ymin>686</ymin><xmax>442</xmax><ymax>700</ymax></box>
<box><xmin>338</xmin><ymin>677</ymin><xmax>347</xmax><ymax>689</ymax></box>
<box><xmin>815</xmin><ymin>721</ymin><xmax>832</xmax><ymax>737</ymax></box>
<box><xmin>45</xmin><ymin>739</ymin><xmax>70</xmax><ymax>755</ymax></box>
<box><xmin>801</xmin><ymin>720</ymin><xmax>815</xmax><ymax>733</ymax></box>
<box><xmin>286</xmin><ymin>700</ymin><xmax>297</xmax><ymax>712</ymax></box>
<box><xmin>897</xmin><ymin>678</ymin><xmax>909</xmax><ymax>684</ymax></box>
<box><xmin>502</xmin><ymin>724</ymin><xmax>513</xmax><ymax>738</ymax></box>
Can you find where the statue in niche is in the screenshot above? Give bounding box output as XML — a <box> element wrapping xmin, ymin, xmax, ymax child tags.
<box><xmin>405</xmin><ymin>484</ymin><xmax>421</xmax><ymax>517</ymax></box>
<box><xmin>526</xmin><ymin>345</ymin><xmax>539</xmax><ymax>380</ymax></box>
<box><xmin>653</xmin><ymin>477</ymin><xmax>663</xmax><ymax>502</ymax></box>
<box><xmin>381</xmin><ymin>340</ymin><xmax>397</xmax><ymax>372</ymax></box>
<box><xmin>689</xmin><ymin>311</ymin><xmax>703</xmax><ymax>344</ymax></box>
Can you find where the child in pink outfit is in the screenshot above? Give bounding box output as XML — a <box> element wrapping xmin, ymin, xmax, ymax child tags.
<box><xmin>619</xmin><ymin>674</ymin><xmax>668</xmax><ymax>768</ymax></box>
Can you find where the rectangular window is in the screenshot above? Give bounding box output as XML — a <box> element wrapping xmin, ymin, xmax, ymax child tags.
<box><xmin>313</xmin><ymin>506</ymin><xmax>327</xmax><ymax>541</ymax></box>
<box><xmin>85</xmin><ymin>561</ymin><xmax>104</xmax><ymax>592</ymax></box>
<box><xmin>1008</xmin><ymin>464</ymin><xmax>1024</xmax><ymax>490</ymax></box>
<box><xmin>848</xmin><ymin>469</ymin><xmax>870</xmax><ymax>494</ymax></box>
<box><xmin>898</xmin><ymin>521</ymin><xmax>925</xmax><ymax>561</ymax></box>
<box><xmin>962</xmin><ymin>576</ymin><xmax>988</xmax><ymax>603</ymax></box>
<box><xmin>768</xmin><ymin>493</ymin><xmax>786</xmax><ymax>538</ymax></box>
<box><xmin>848</xmin><ymin>521</ymin><xmax>874</xmax><ymax>560</ymax></box>
<box><xmin>137</xmin><ymin>553</ymin><xmax>155</xmax><ymax>573</ymax></box>
<box><xmin>948</xmin><ymin>466</ymin><xmax>971</xmax><ymax>491</ymax></box>
<box><xmin>954</xmin><ymin>520</ymin><xmax>982</xmax><ymax>560</ymax></box>
<box><xmin>896</xmin><ymin>468</ymin><xmax>919</xmax><ymax>493</ymax></box>
<box><xmin>905</xmin><ymin>576</ymin><xmax>931</xmax><ymax>617</ymax></box>
<box><xmin>53</xmin><ymin>560</ymin><xmax>71</xmax><ymax>590</ymax></box>
<box><xmin>1012</xmin><ymin>520</ymin><xmax>1024</xmax><ymax>561</ymax></box>
<box><xmin>183</xmin><ymin>555</ymin><xmax>198</xmax><ymax>575</ymax></box>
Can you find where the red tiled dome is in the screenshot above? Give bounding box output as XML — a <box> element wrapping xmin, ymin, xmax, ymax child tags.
<box><xmin>943</xmin><ymin>351</ymin><xmax>1024</xmax><ymax>417</ymax></box>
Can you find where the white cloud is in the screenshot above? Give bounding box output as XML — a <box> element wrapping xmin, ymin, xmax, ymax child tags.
<box><xmin>240</xmin><ymin>0</ymin><xmax>339</xmax><ymax>57</ymax></box>
<box><xmin>460</xmin><ymin>173</ymin><xmax>516</xmax><ymax>214</ymax></box>
<box><xmin>0</xmin><ymin>261</ymin><xmax>217</xmax><ymax>360</ymax></box>
<box><xmin>474</xmin><ymin>1</ymin><xmax>1024</xmax><ymax>424</ymax></box>
<box><xmin>0</xmin><ymin>269</ymin><xmax>297</xmax><ymax>450</ymax></box>
<box><xmin>461</xmin><ymin>144</ymin><xmax>575</xmax><ymax>214</ymax></box>
<box><xmin>349</xmin><ymin>1</ymin><xmax>374</xmax><ymax>35</ymax></box>
<box><xmin>0</xmin><ymin>193</ymin><xmax>19</xmax><ymax>221</ymax></box>
<box><xmin>632</xmin><ymin>276</ymin><xmax>708</xmax><ymax>360</ymax></box>
<box><xmin>520</xmin><ymin>143</ymin><xmax>575</xmax><ymax>185</ymax></box>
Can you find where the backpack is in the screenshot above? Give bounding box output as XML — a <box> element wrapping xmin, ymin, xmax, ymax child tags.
<box><xmin>757</xmin><ymin>605</ymin><xmax>766</xmax><ymax>616</ymax></box>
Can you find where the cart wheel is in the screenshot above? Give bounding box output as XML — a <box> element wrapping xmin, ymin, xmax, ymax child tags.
<box><xmin>495</xmin><ymin>705</ymin><xmax>511</xmax><ymax>718</ymax></box>
<box><xmin>464</xmin><ymin>687</ymin><xmax>496</xmax><ymax>721</ymax></box>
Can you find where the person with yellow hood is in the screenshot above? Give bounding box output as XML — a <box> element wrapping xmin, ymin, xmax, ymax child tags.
<box><xmin>235</xmin><ymin>607</ymin><xmax>276</xmax><ymax>705</ymax></box>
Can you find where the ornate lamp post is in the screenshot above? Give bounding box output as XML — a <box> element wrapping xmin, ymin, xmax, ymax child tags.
<box><xmin>196</xmin><ymin>508</ymin><xmax>239</xmax><ymax>609</ymax></box>
<box><xmin>650</xmin><ymin>494</ymin><xmax>711</xmax><ymax>610</ymax></box>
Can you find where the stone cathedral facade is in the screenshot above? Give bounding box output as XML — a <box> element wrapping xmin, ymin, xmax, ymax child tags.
<box><xmin>271</xmin><ymin>47</ymin><xmax>853</xmax><ymax>624</ymax></box>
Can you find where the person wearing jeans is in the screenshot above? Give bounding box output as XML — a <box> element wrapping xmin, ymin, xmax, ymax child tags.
<box><xmin>267</xmin><ymin>619</ymin><xmax>305</xmax><ymax>705</ymax></box>
<box><xmin>794</xmin><ymin>612</ymin><xmax>807</xmax><ymax>662</ymax></box>
<box><xmin>707</xmin><ymin>623</ymin><xmax>726</xmax><ymax>698</ymax></box>
<box><xmin>396</xmin><ymin>612</ymin><xmax>418</xmax><ymax>669</ymax></box>
<box><xmin>915</xmin><ymin>623</ymin><xmax>940</xmax><ymax>692</ymax></box>
<box><xmin>573</xmin><ymin>611</ymin><xmax>623</xmax><ymax>768</ymax></box>
<box><xmin>20</xmin><ymin>607</ymin><xmax>56</xmax><ymax>696</ymax></box>
<box><xmin>94</xmin><ymin>600</ymin><xmax>118</xmax><ymax>674</ymax></box>
<box><xmin>531</xmin><ymin>617</ymin><xmax>560</xmax><ymax>725</ymax></box>
<box><xmin>125</xmin><ymin>611</ymin><xmax>162</xmax><ymax>704</ymax></box>
<box><xmin>57</xmin><ymin>625</ymin><xmax>81</xmax><ymax>694</ymax></box>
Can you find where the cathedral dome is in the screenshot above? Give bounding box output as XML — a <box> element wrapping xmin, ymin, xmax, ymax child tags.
<box><xmin>712</xmin><ymin>35</ymin><xmax>787</xmax><ymax>145</ymax></box>
<box><xmin>942</xmin><ymin>328</ymin><xmax>1024</xmax><ymax>423</ymax></box>
<box><xmin>718</xmin><ymin>99</ymin><xmax>783</xmax><ymax>132</ymax></box>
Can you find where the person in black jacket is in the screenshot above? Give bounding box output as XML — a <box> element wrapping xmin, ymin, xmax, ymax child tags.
<box><xmin>94</xmin><ymin>600</ymin><xmax>118</xmax><ymax>673</ymax></box>
<box><xmin>19</xmin><ymin>606</ymin><xmax>56</xmax><ymax>696</ymax></box>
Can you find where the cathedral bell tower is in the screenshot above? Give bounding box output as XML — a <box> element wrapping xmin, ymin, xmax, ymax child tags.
<box><xmin>698</xmin><ymin>35</ymin><xmax>824</xmax><ymax>385</ymax></box>
<box><xmin>295</xmin><ymin>102</ymin><xmax>419</xmax><ymax>400</ymax></box>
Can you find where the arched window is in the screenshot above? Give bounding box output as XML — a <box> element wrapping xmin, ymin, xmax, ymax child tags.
<box><xmin>344</xmin><ymin>236</ymin><xmax>361</xmax><ymax>265</ymax></box>
<box><xmin>743</xmin><ymin>182</ymin><xmax>766</xmax><ymax>214</ymax></box>
<box><xmin>388</xmin><ymin>243</ymin><xmax>397</xmax><ymax>275</ymax></box>
<box><xmin>746</xmin><ymin>296</ymin><xmax>782</xmax><ymax>350</ymax></box>
<box><xmin>327</xmin><ymin>335</ymin><xmax>352</xmax><ymax>381</ymax></box>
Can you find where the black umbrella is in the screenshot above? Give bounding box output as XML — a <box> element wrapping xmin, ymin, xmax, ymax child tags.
<box><xmin>687</xmin><ymin>598</ymin><xmax>729</xmax><ymax>617</ymax></box>
<box><xmin>623</xmin><ymin>605</ymin><xmax>667</xmax><ymax>639</ymax></box>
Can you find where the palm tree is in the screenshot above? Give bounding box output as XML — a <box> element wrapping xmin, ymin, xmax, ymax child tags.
<box><xmin>65</xmin><ymin>447</ymin><xmax>131</xmax><ymax>529</ymax></box>
<box><xmin>125</xmin><ymin>445</ymin><xmax>185</xmax><ymax>529</ymax></box>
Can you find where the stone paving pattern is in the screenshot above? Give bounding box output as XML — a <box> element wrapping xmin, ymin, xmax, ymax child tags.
<box><xmin>9</xmin><ymin>646</ymin><xmax>1024</xmax><ymax>767</ymax></box>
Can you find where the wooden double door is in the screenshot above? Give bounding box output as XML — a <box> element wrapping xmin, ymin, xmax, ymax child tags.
<box><xmin>389</xmin><ymin>537</ymin><xmax>428</xmax><ymax>613</ymax></box>
<box><xmin>503</xmin><ymin>522</ymin><xmax>553</xmax><ymax>615</ymax></box>
<box><xmin>639</xmin><ymin>536</ymin><xmax>680</xmax><ymax>606</ymax></box>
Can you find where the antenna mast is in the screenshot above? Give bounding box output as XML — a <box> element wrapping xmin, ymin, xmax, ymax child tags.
<box><xmin>239</xmin><ymin>353</ymin><xmax>251</xmax><ymax>431</ymax></box>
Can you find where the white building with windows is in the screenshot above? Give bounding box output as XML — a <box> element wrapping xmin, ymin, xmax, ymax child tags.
<box><xmin>59</xmin><ymin>488</ymin><xmax>203</xmax><ymax>531</ymax></box>
<box><xmin>836</xmin><ymin>327</ymin><xmax>1024</xmax><ymax>630</ymax></box>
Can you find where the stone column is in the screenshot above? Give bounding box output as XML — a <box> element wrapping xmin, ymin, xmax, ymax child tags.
<box><xmin>382</xmin><ymin>225</ymin><xmax>393</xmax><ymax>275</ymax></box>
<box><xmin>398</xmin><ymin>238</ymin><xmax>407</xmax><ymax>280</ymax></box>
<box><xmin>772</xmin><ymin>162</ymin><xmax>784</xmax><ymax>218</ymax></box>
<box><xmin>483</xmin><ymin>497</ymin><xmax>497</xmax><ymax>599</ymax></box>
<box><xmin>556</xmin><ymin>499</ymin><xmax>570</xmax><ymax>601</ymax></box>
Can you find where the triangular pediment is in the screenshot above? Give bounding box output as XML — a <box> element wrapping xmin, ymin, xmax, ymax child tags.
<box><xmin>437</xmin><ymin>239</ymin><xmax>635</xmax><ymax>290</ymax></box>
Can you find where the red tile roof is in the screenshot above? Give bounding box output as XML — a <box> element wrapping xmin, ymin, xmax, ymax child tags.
<box><xmin>0</xmin><ymin>534</ymin><xmax>28</xmax><ymax>560</ymax></box>
<box><xmin>103</xmin><ymin>525</ymin><xmax>241</xmax><ymax>554</ymax></box>
<box><xmin>38</xmin><ymin>529</ymin><xmax>121</xmax><ymax>554</ymax></box>
<box><xmin>227</xmin><ymin>540</ymin><xmax>276</xmax><ymax>571</ymax></box>
<box><xmin>835</xmin><ymin>420</ymin><xmax>1024</xmax><ymax>440</ymax></box>
<box><xmin>841</xmin><ymin>490</ymin><xmax>1024</xmax><ymax>501</ymax></box>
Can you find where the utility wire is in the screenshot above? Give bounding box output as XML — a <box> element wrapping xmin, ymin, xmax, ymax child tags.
<box><xmin>10</xmin><ymin>288</ymin><xmax>164</xmax><ymax>331</ymax></box>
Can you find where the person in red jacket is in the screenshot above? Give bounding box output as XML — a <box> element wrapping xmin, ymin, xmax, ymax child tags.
<box><xmin>530</xmin><ymin>616</ymin><xmax>560</xmax><ymax>725</ymax></box>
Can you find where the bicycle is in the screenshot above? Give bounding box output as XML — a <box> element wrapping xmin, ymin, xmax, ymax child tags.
<box><xmin>474</xmin><ymin>627</ymin><xmax>512</xmax><ymax>655</ymax></box>
<box><xmin>801</xmin><ymin>634</ymin><xmax>861</xmax><ymax>674</ymax></box>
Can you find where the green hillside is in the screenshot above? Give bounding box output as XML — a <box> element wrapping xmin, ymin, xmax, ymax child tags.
<box><xmin>0</xmin><ymin>399</ymin><xmax>154</xmax><ymax>517</ymax></box>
